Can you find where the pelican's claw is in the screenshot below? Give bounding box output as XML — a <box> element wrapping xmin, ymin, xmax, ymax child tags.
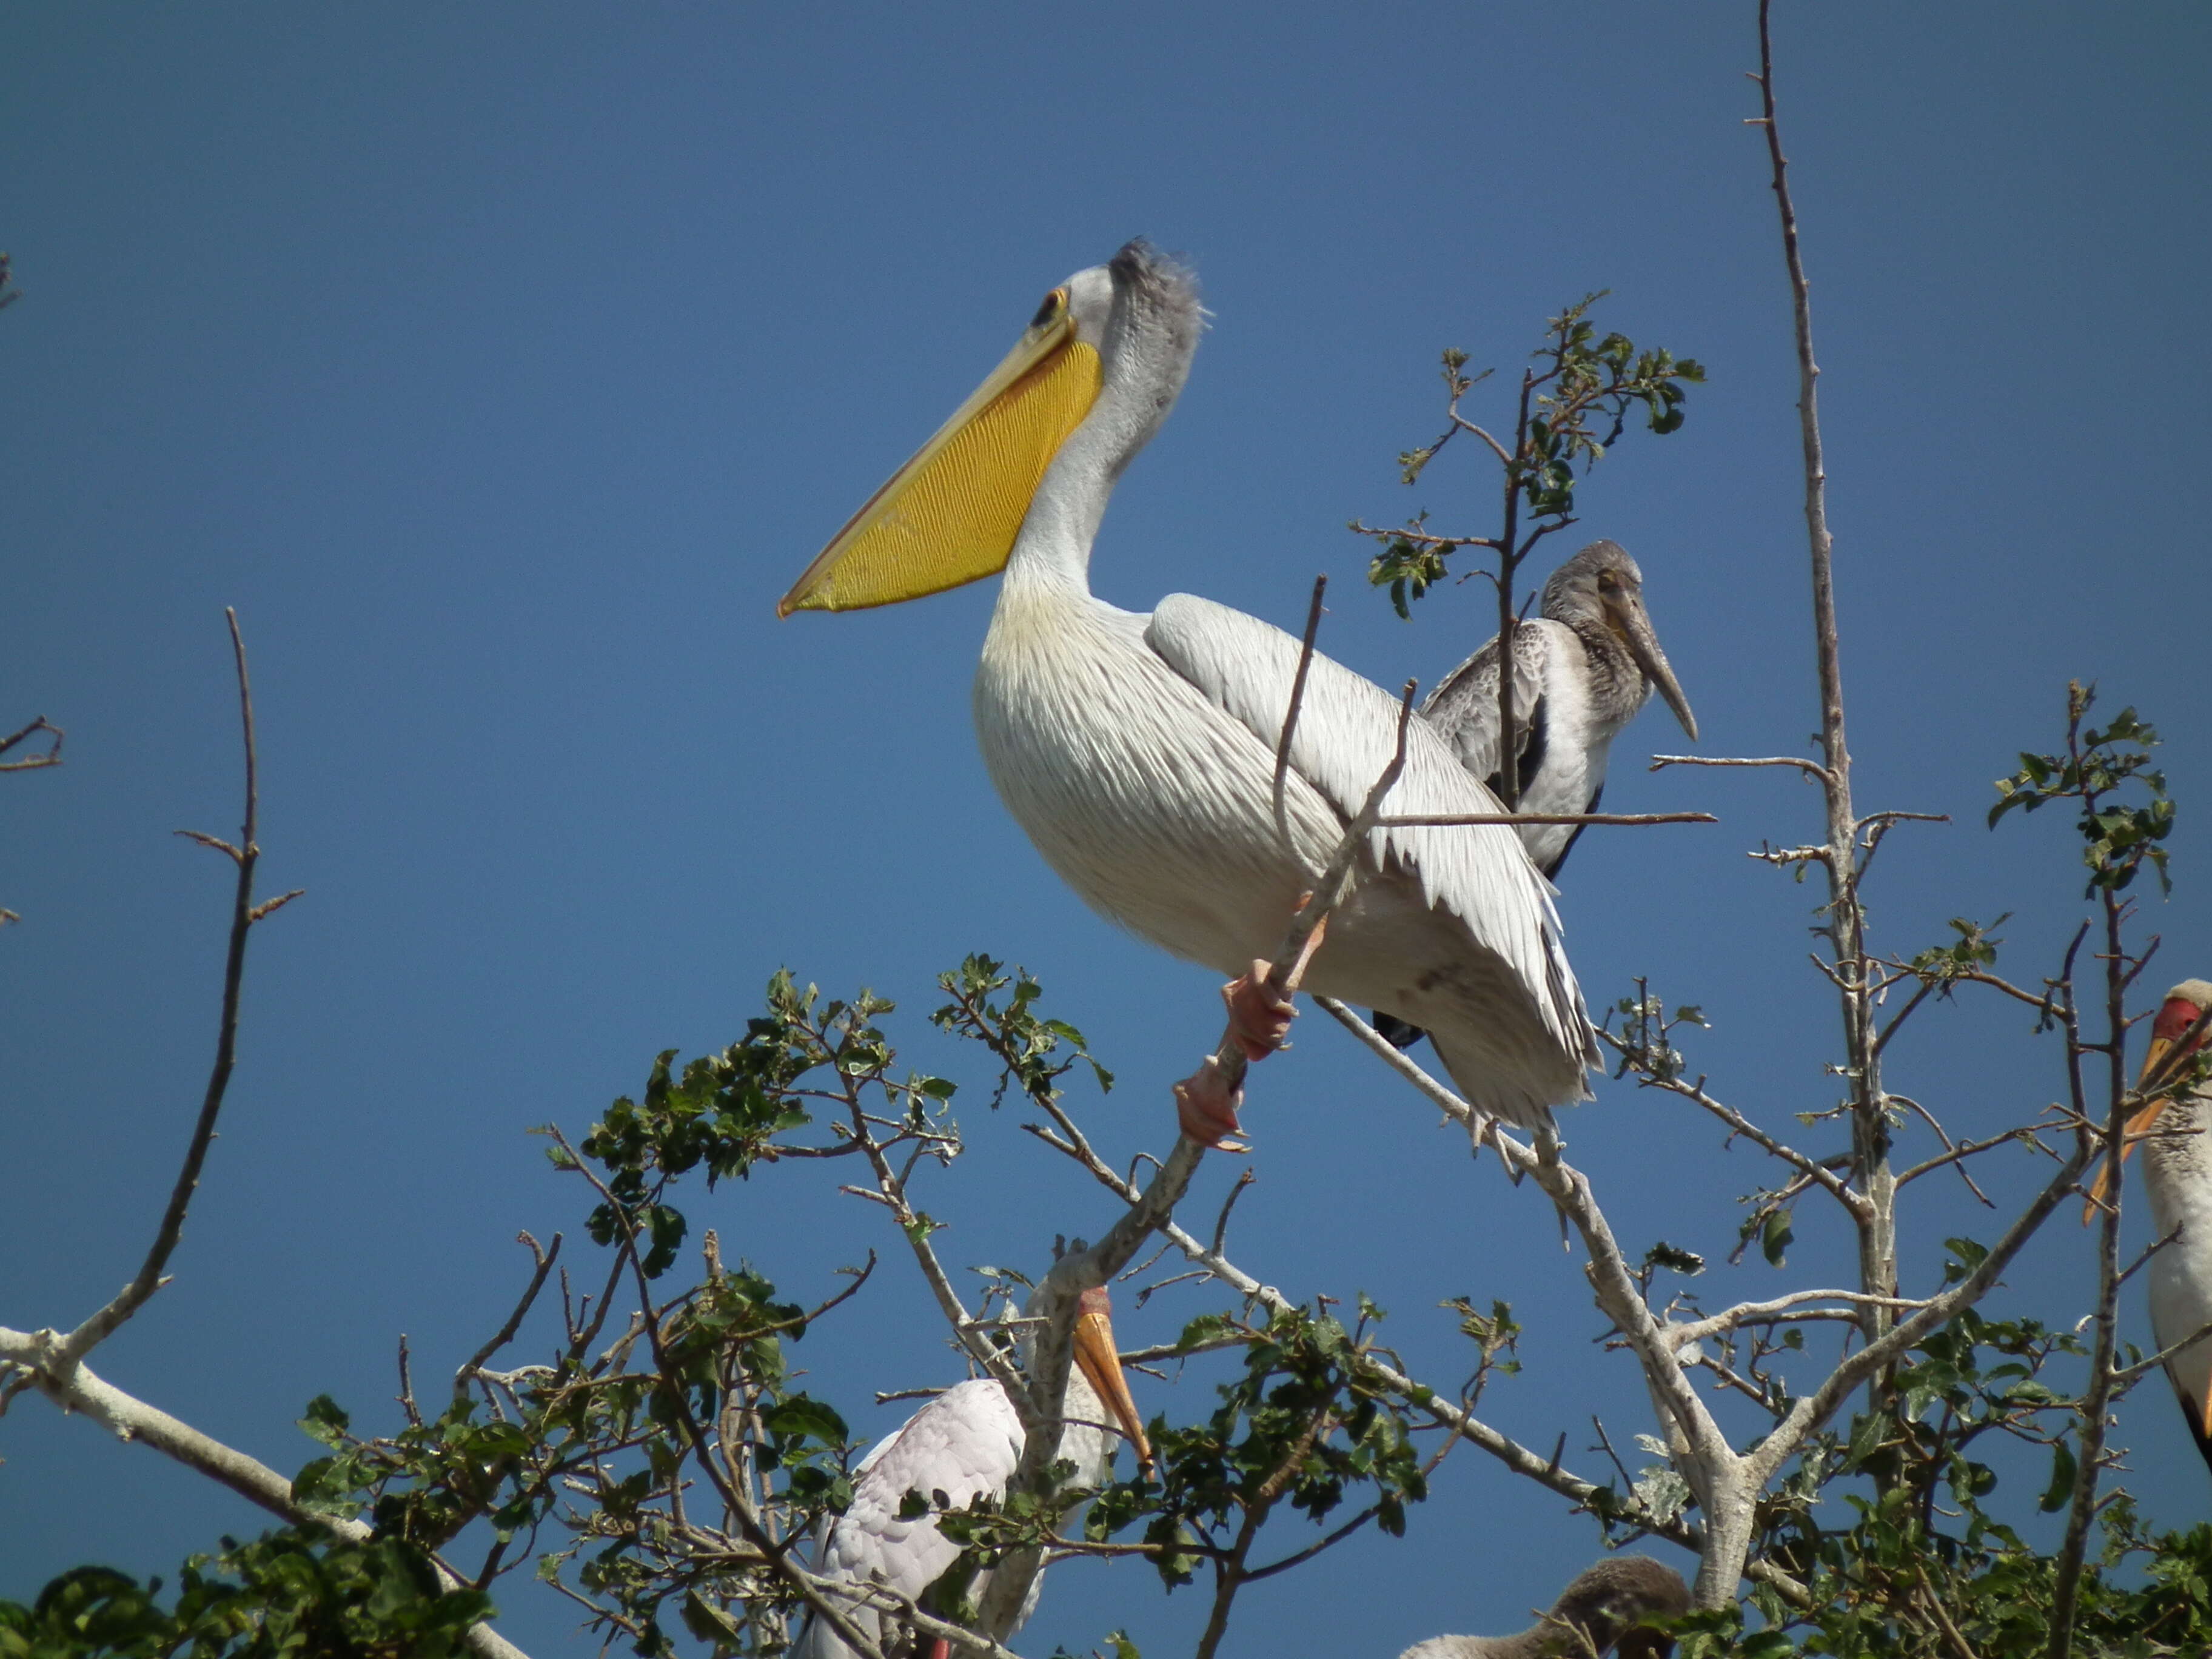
<box><xmin>1221</xmin><ymin>960</ymin><xmax>1296</xmax><ymax>1062</ymax></box>
<box><xmin>1175</xmin><ymin>1056</ymin><xmax>1248</xmax><ymax>1152</ymax></box>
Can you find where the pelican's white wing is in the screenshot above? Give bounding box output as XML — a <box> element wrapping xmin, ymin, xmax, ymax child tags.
<box><xmin>1144</xmin><ymin>594</ymin><xmax>1592</xmax><ymax>1064</ymax></box>
<box><xmin>796</xmin><ymin>1379</ymin><xmax>1025</xmax><ymax>1659</ymax></box>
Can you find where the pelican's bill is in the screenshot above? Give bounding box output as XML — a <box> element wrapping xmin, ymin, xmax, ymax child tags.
<box><xmin>779</xmin><ymin>306</ymin><xmax>1102</xmax><ymax>615</ymax></box>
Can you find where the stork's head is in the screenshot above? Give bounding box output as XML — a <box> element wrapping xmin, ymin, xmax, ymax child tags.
<box><xmin>1069</xmin><ymin>1285</ymin><xmax>1156</xmax><ymax>1476</ymax></box>
<box><xmin>777</xmin><ymin>241</ymin><xmax>1199</xmax><ymax>617</ymax></box>
<box><xmin>1544</xmin><ymin>540</ymin><xmax>1698</xmax><ymax>742</ymax></box>
<box><xmin>2081</xmin><ymin>977</ymin><xmax>2212</xmax><ymax>1221</ymax></box>
<box><xmin>1544</xmin><ymin>1556</ymin><xmax>1691</xmax><ymax>1658</ymax></box>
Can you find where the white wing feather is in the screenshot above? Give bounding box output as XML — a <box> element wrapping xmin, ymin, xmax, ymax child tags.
<box><xmin>1143</xmin><ymin>594</ymin><xmax>1589</xmax><ymax>1060</ymax></box>
<box><xmin>795</xmin><ymin>1380</ymin><xmax>1025</xmax><ymax>1659</ymax></box>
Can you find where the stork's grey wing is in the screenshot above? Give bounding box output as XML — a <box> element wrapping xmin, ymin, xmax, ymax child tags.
<box><xmin>1419</xmin><ymin>621</ymin><xmax>1556</xmax><ymax>797</ymax></box>
<box><xmin>1143</xmin><ymin>594</ymin><xmax>1592</xmax><ymax>1065</ymax></box>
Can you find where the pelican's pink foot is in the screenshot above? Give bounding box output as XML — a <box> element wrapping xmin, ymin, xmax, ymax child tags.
<box><xmin>1175</xmin><ymin>1056</ymin><xmax>1247</xmax><ymax>1151</ymax></box>
<box><xmin>1221</xmin><ymin>960</ymin><xmax>1296</xmax><ymax>1062</ymax></box>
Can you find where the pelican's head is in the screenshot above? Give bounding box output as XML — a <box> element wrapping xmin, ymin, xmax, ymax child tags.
<box><xmin>1067</xmin><ymin>1285</ymin><xmax>1155</xmax><ymax>1476</ymax></box>
<box><xmin>778</xmin><ymin>241</ymin><xmax>1199</xmax><ymax>617</ymax></box>
<box><xmin>1544</xmin><ymin>540</ymin><xmax>1698</xmax><ymax>741</ymax></box>
<box><xmin>2082</xmin><ymin>977</ymin><xmax>2212</xmax><ymax>1221</ymax></box>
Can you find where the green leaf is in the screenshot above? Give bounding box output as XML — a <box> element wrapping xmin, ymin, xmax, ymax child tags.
<box><xmin>2040</xmin><ymin>1440</ymin><xmax>2078</xmax><ymax>1513</ymax></box>
<box><xmin>1761</xmin><ymin>1207</ymin><xmax>1795</xmax><ymax>1267</ymax></box>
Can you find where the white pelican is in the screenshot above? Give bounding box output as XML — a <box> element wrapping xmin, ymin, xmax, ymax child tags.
<box><xmin>795</xmin><ymin>1287</ymin><xmax>1151</xmax><ymax>1659</ymax></box>
<box><xmin>2089</xmin><ymin>979</ymin><xmax>2212</xmax><ymax>1475</ymax></box>
<box><xmin>1396</xmin><ymin>1555</ymin><xmax>1690</xmax><ymax>1659</ymax></box>
<box><xmin>1373</xmin><ymin>540</ymin><xmax>1695</xmax><ymax>1049</ymax></box>
<box><xmin>780</xmin><ymin>241</ymin><xmax>1595</xmax><ymax>1137</ymax></box>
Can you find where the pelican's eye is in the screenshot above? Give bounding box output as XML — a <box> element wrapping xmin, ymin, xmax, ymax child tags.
<box><xmin>1597</xmin><ymin>570</ymin><xmax>1619</xmax><ymax>592</ymax></box>
<box><xmin>1031</xmin><ymin>287</ymin><xmax>1068</xmax><ymax>328</ymax></box>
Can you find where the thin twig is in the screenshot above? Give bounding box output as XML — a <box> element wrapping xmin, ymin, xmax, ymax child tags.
<box><xmin>2111</xmin><ymin>1314</ymin><xmax>2212</xmax><ymax>1384</ymax></box>
<box><xmin>455</xmin><ymin>1233</ymin><xmax>563</xmax><ymax>1402</ymax></box>
<box><xmin>1374</xmin><ymin>811</ymin><xmax>1717</xmax><ymax>829</ymax></box>
<box><xmin>0</xmin><ymin>716</ymin><xmax>64</xmax><ymax>771</ymax></box>
<box><xmin>61</xmin><ymin>612</ymin><xmax>291</xmax><ymax>1366</ymax></box>
<box><xmin>1648</xmin><ymin>752</ymin><xmax>1831</xmax><ymax>785</ymax></box>
<box><xmin>397</xmin><ymin>1335</ymin><xmax>422</xmax><ymax>1428</ymax></box>
<box><xmin>1272</xmin><ymin>575</ymin><xmax>1328</xmax><ymax>846</ymax></box>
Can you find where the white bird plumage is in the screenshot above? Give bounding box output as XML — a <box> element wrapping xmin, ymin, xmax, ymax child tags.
<box><xmin>2094</xmin><ymin>977</ymin><xmax>2212</xmax><ymax>1477</ymax></box>
<box><xmin>784</xmin><ymin>241</ymin><xmax>1596</xmax><ymax>1128</ymax></box>
<box><xmin>795</xmin><ymin>1292</ymin><xmax>1147</xmax><ymax>1659</ymax></box>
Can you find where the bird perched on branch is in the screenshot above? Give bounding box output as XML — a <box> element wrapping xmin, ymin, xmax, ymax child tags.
<box><xmin>794</xmin><ymin>1287</ymin><xmax>1151</xmax><ymax>1659</ymax></box>
<box><xmin>782</xmin><ymin>241</ymin><xmax>1595</xmax><ymax>1137</ymax></box>
<box><xmin>1396</xmin><ymin>1555</ymin><xmax>1691</xmax><ymax>1659</ymax></box>
<box><xmin>1373</xmin><ymin>541</ymin><xmax>1697</xmax><ymax>1051</ymax></box>
<box><xmin>2083</xmin><ymin>977</ymin><xmax>2212</xmax><ymax>1476</ymax></box>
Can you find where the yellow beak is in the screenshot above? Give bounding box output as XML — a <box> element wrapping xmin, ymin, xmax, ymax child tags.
<box><xmin>2081</xmin><ymin>1033</ymin><xmax>2179</xmax><ymax>1223</ymax></box>
<box><xmin>1071</xmin><ymin>1305</ymin><xmax>1155</xmax><ymax>1476</ymax></box>
<box><xmin>777</xmin><ymin>297</ymin><xmax>1103</xmax><ymax>616</ymax></box>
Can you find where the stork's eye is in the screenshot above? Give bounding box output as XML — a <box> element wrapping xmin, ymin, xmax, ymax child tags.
<box><xmin>1031</xmin><ymin>287</ymin><xmax>1068</xmax><ymax>327</ymax></box>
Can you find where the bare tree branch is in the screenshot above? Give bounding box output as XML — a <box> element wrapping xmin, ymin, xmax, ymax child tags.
<box><xmin>1648</xmin><ymin>752</ymin><xmax>1831</xmax><ymax>785</ymax></box>
<box><xmin>1374</xmin><ymin>811</ymin><xmax>1717</xmax><ymax>830</ymax></box>
<box><xmin>63</xmin><ymin>612</ymin><xmax>298</xmax><ymax>1366</ymax></box>
<box><xmin>0</xmin><ymin>715</ymin><xmax>64</xmax><ymax>772</ymax></box>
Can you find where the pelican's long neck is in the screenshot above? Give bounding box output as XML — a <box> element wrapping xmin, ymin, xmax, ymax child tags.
<box><xmin>1004</xmin><ymin>407</ymin><xmax>1127</xmax><ymax>598</ymax></box>
<box><xmin>1004</xmin><ymin>254</ymin><xmax>1198</xmax><ymax>602</ymax></box>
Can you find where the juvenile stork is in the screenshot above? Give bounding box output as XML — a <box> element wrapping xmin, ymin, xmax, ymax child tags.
<box><xmin>2085</xmin><ymin>978</ymin><xmax>2212</xmax><ymax>1476</ymax></box>
<box><xmin>1374</xmin><ymin>541</ymin><xmax>1696</xmax><ymax>1050</ymax></box>
<box><xmin>780</xmin><ymin>242</ymin><xmax>1595</xmax><ymax>1136</ymax></box>
<box><xmin>1422</xmin><ymin>541</ymin><xmax>1697</xmax><ymax>879</ymax></box>
<box><xmin>794</xmin><ymin>1287</ymin><xmax>1151</xmax><ymax>1659</ymax></box>
<box><xmin>1397</xmin><ymin>1556</ymin><xmax>1690</xmax><ymax>1659</ymax></box>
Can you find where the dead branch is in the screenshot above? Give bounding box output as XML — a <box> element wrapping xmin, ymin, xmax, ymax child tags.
<box><xmin>0</xmin><ymin>715</ymin><xmax>64</xmax><ymax>772</ymax></box>
<box><xmin>1374</xmin><ymin>811</ymin><xmax>1717</xmax><ymax>830</ymax></box>
<box><xmin>1648</xmin><ymin>752</ymin><xmax>1831</xmax><ymax>785</ymax></box>
<box><xmin>59</xmin><ymin>612</ymin><xmax>298</xmax><ymax>1367</ymax></box>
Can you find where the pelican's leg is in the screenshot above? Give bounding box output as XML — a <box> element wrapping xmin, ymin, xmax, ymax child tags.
<box><xmin>1175</xmin><ymin>1057</ymin><xmax>1246</xmax><ymax>1151</ymax></box>
<box><xmin>1221</xmin><ymin>959</ymin><xmax>1297</xmax><ymax>1061</ymax></box>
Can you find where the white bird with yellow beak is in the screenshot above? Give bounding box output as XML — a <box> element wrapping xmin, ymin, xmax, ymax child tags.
<box><xmin>2085</xmin><ymin>978</ymin><xmax>2212</xmax><ymax>1476</ymax></box>
<box><xmin>781</xmin><ymin>241</ymin><xmax>1595</xmax><ymax>1137</ymax></box>
<box><xmin>795</xmin><ymin>1287</ymin><xmax>1151</xmax><ymax>1659</ymax></box>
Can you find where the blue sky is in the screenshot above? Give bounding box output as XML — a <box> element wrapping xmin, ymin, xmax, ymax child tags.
<box><xmin>5</xmin><ymin>4</ymin><xmax>2211</xmax><ymax>1654</ymax></box>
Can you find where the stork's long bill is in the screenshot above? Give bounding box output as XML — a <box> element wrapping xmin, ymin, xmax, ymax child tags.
<box><xmin>1073</xmin><ymin>1288</ymin><xmax>1155</xmax><ymax>1475</ymax></box>
<box><xmin>778</xmin><ymin>286</ymin><xmax>1103</xmax><ymax>617</ymax></box>
<box><xmin>1604</xmin><ymin>585</ymin><xmax>1698</xmax><ymax>742</ymax></box>
<box><xmin>2083</xmin><ymin>988</ymin><xmax>2212</xmax><ymax>1219</ymax></box>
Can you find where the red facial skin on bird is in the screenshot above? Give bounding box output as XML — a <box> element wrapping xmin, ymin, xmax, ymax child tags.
<box><xmin>2154</xmin><ymin>996</ymin><xmax>2207</xmax><ymax>1052</ymax></box>
<box><xmin>2088</xmin><ymin>994</ymin><xmax>2212</xmax><ymax>1218</ymax></box>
